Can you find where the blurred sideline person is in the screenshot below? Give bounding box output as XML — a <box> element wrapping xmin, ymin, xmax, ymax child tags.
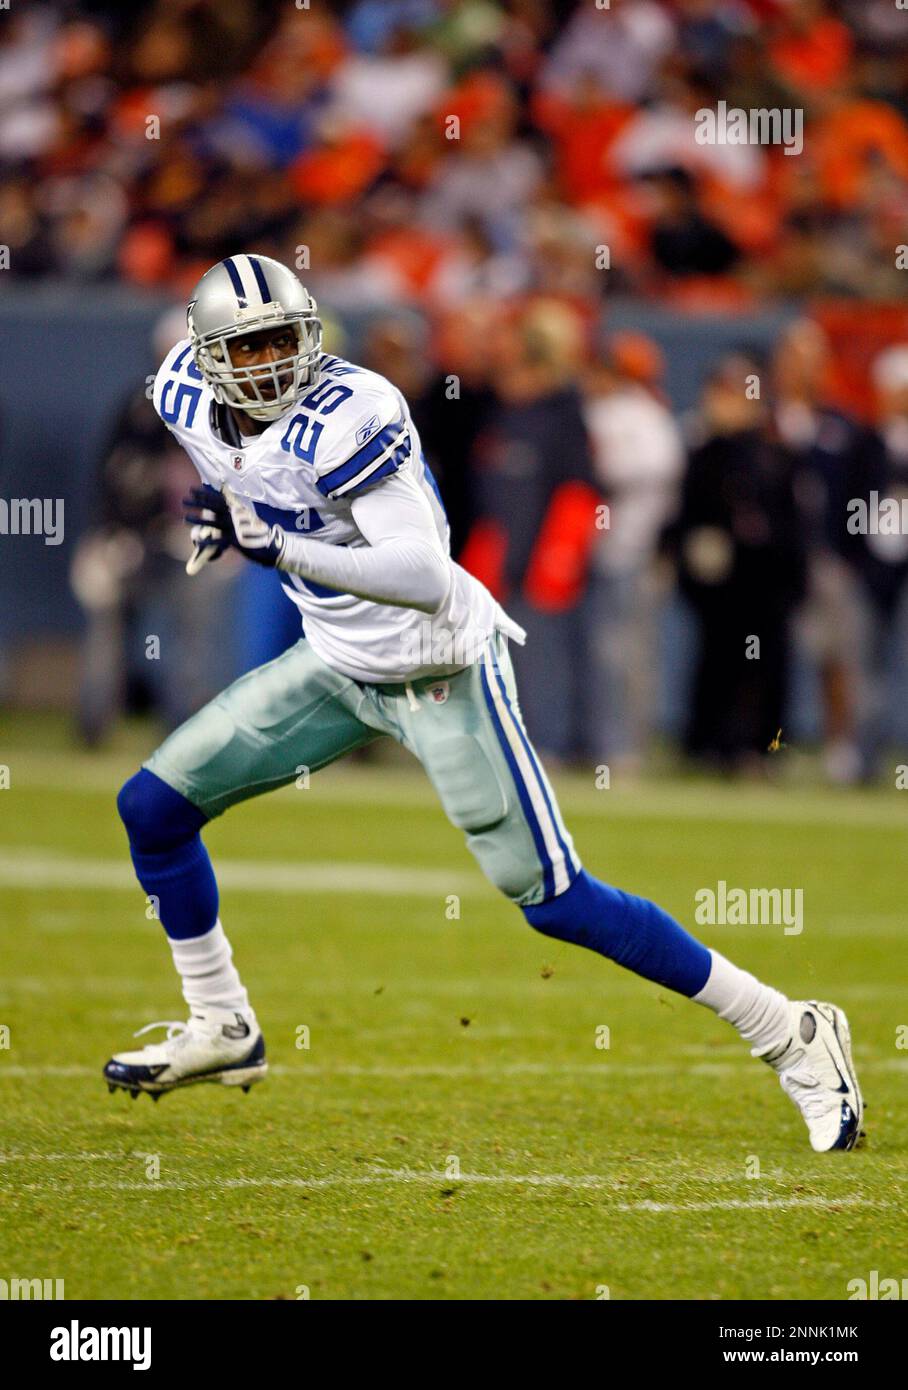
<box><xmin>460</xmin><ymin>299</ymin><xmax>601</xmax><ymax>761</ymax></box>
<box><xmin>672</xmin><ymin>353</ymin><xmax>807</xmax><ymax>771</ymax></box>
<box><xmin>582</xmin><ymin>331</ymin><xmax>683</xmax><ymax>771</ymax></box>
<box><xmin>408</xmin><ymin>302</ymin><xmax>500</xmax><ymax>561</ymax></box>
<box><xmin>70</xmin><ymin>310</ymin><xmax>238</xmax><ymax>744</ymax></box>
<box><xmin>771</xmin><ymin>319</ymin><xmax>864</xmax><ymax>783</ymax></box>
<box><xmin>357</xmin><ymin>307</ymin><xmax>492</xmax><ymax>563</ymax></box>
<box><xmin>851</xmin><ymin>345</ymin><xmax>908</xmax><ymax>781</ymax></box>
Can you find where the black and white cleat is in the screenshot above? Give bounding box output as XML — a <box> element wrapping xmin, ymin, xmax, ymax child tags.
<box><xmin>103</xmin><ymin>1007</ymin><xmax>267</xmax><ymax>1100</ymax></box>
<box><xmin>754</xmin><ymin>1000</ymin><xmax>864</xmax><ymax>1152</ymax></box>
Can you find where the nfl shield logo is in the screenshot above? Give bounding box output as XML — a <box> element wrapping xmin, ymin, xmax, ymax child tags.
<box><xmin>427</xmin><ymin>681</ymin><xmax>450</xmax><ymax>705</ymax></box>
<box><xmin>232</xmin><ymin>454</ymin><xmax>244</xmax><ymax>471</ymax></box>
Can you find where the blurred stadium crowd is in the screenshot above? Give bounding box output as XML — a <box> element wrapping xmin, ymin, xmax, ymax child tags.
<box><xmin>3</xmin><ymin>0</ymin><xmax>908</xmax><ymax>783</ymax></box>
<box><xmin>4</xmin><ymin>0</ymin><xmax>908</xmax><ymax>300</ymax></box>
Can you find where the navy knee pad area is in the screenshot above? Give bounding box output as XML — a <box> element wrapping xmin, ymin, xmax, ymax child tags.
<box><xmin>117</xmin><ymin>768</ymin><xmax>217</xmax><ymax>939</ymax></box>
<box><xmin>117</xmin><ymin>769</ymin><xmax>208</xmax><ymax>854</ymax></box>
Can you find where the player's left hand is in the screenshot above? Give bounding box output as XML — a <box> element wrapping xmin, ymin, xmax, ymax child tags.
<box><xmin>183</xmin><ymin>484</ymin><xmax>286</xmax><ymax>571</ymax></box>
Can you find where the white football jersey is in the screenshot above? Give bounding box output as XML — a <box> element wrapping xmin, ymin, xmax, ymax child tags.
<box><xmin>152</xmin><ymin>340</ymin><xmax>514</xmax><ymax>683</ymax></box>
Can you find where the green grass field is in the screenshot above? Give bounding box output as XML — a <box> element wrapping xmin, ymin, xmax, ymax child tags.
<box><xmin>1</xmin><ymin>718</ymin><xmax>906</xmax><ymax>1300</ymax></box>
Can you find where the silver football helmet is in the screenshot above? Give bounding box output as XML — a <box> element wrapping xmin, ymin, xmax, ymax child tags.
<box><xmin>187</xmin><ymin>254</ymin><xmax>323</xmax><ymax>422</ymax></box>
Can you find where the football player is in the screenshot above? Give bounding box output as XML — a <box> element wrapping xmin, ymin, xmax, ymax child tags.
<box><xmin>105</xmin><ymin>254</ymin><xmax>863</xmax><ymax>1152</ymax></box>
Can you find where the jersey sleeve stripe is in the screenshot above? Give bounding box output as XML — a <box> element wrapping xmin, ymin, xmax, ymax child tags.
<box><xmin>336</xmin><ymin>456</ymin><xmax>400</xmax><ymax>499</ymax></box>
<box><xmin>315</xmin><ymin>423</ymin><xmax>410</xmax><ymax>499</ymax></box>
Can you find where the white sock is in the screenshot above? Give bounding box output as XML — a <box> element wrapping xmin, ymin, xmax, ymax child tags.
<box><xmin>168</xmin><ymin>920</ymin><xmax>251</xmax><ymax>1015</ymax></box>
<box><xmin>693</xmin><ymin>949</ymin><xmax>790</xmax><ymax>1053</ymax></box>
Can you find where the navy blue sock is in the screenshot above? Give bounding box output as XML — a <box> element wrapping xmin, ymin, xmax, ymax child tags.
<box><xmin>523</xmin><ymin>868</ymin><xmax>711</xmax><ymax>997</ymax></box>
<box><xmin>117</xmin><ymin>769</ymin><xmax>219</xmax><ymax>941</ymax></box>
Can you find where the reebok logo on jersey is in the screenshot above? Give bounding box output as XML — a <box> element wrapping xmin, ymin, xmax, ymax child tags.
<box><xmin>355</xmin><ymin>415</ymin><xmax>380</xmax><ymax>446</ymax></box>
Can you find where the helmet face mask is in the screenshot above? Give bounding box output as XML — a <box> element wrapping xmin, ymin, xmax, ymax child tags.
<box><xmin>187</xmin><ymin>255</ymin><xmax>323</xmax><ymax>422</ymax></box>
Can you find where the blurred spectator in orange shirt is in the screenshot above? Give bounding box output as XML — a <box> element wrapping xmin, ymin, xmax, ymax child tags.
<box><xmin>290</xmin><ymin>118</ymin><xmax>385</xmax><ymax>207</ymax></box>
<box><xmin>811</xmin><ymin>82</ymin><xmax>908</xmax><ymax>212</ymax></box>
<box><xmin>768</xmin><ymin>0</ymin><xmax>853</xmax><ymax>94</ymax></box>
<box><xmin>532</xmin><ymin>76</ymin><xmax>635</xmax><ymax>205</ymax></box>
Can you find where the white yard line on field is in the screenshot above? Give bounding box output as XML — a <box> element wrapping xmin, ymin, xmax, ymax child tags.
<box><xmin>0</xmin><ymin>1167</ymin><xmax>887</xmax><ymax>1214</ymax></box>
<box><xmin>0</xmin><ymin>849</ymin><xmax>484</xmax><ymax>897</ymax></box>
<box><xmin>1</xmin><ymin>1058</ymin><xmax>904</xmax><ymax>1080</ymax></box>
<box><xmin>0</xmin><ymin>1157</ymin><xmax>755</xmax><ymax>1185</ymax></box>
<box><xmin>612</xmin><ymin>1194</ymin><xmax>879</xmax><ymax>1214</ymax></box>
<box><xmin>0</xmin><ymin>1152</ymin><xmax>130</xmax><ymax>1163</ymax></box>
<box><xmin>0</xmin><ymin>1061</ymin><xmax>744</xmax><ymax>1078</ymax></box>
<box><xmin>6</xmin><ymin>853</ymin><xmax>908</xmax><ymax>943</ymax></box>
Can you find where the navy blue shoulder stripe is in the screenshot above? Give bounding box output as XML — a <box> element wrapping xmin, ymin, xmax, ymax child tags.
<box><xmin>316</xmin><ymin>422</ymin><xmax>409</xmax><ymax>498</ymax></box>
<box><xmin>339</xmin><ymin>456</ymin><xmax>400</xmax><ymax>499</ymax></box>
